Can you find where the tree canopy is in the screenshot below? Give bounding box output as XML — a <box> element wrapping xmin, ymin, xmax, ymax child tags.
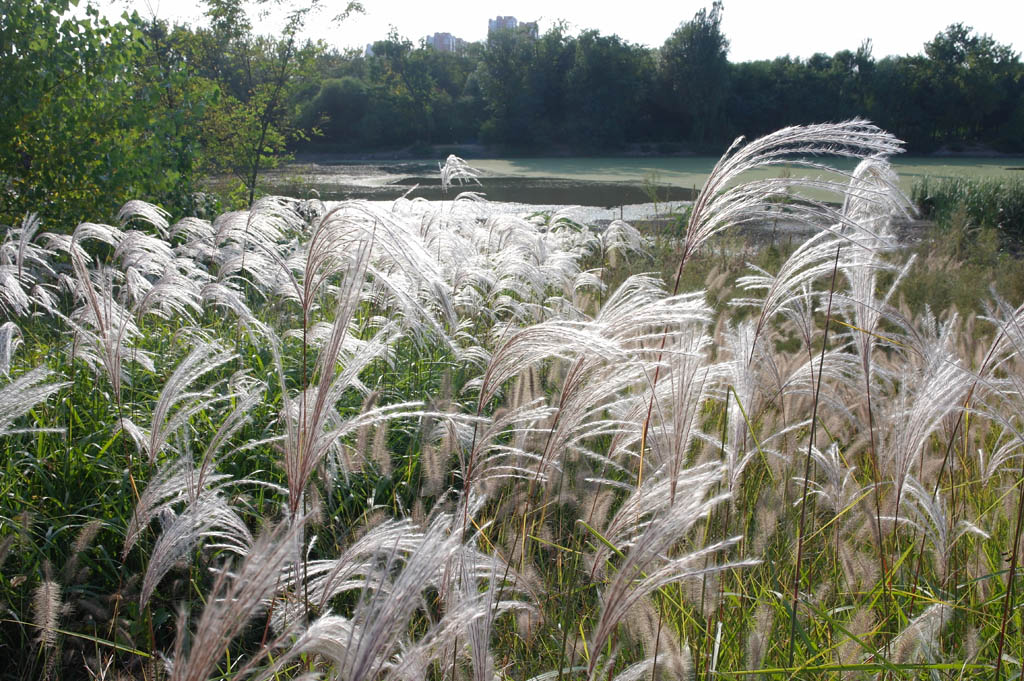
<box><xmin>2</xmin><ymin>1</ymin><xmax>1022</xmax><ymax>229</ymax></box>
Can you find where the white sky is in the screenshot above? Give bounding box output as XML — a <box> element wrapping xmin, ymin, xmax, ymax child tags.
<box><xmin>104</xmin><ymin>0</ymin><xmax>1022</xmax><ymax>62</ymax></box>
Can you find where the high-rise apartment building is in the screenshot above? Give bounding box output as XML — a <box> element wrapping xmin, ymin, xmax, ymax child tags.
<box><xmin>425</xmin><ymin>32</ymin><xmax>466</xmax><ymax>52</ymax></box>
<box><xmin>488</xmin><ymin>16</ymin><xmax>518</xmax><ymax>33</ymax></box>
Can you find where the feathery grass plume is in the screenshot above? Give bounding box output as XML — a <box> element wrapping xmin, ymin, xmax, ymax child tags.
<box><xmin>886</xmin><ymin>602</ymin><xmax>950</xmax><ymax>670</ymax></box>
<box><xmin>601</xmin><ymin>220</ymin><xmax>649</xmax><ymax>268</ymax></box>
<box><xmin>732</xmin><ymin>230</ymin><xmax>848</xmax><ymax>358</ymax></box>
<box><xmin>877</xmin><ymin>308</ymin><xmax>972</xmax><ymax>498</ymax></box>
<box><xmin>478</xmin><ymin>277</ymin><xmax>710</xmax><ymax>481</ymax></box>
<box><xmin>211</xmin><ymin>197</ymin><xmax>303</xmax><ymax>296</ymax></box>
<box><xmin>585</xmin><ymin>462</ymin><xmax>747</xmax><ymax>679</ymax></box>
<box><xmin>118</xmin><ymin>200</ymin><xmax>170</xmax><ymax>238</ymax></box>
<box><xmin>370</xmin><ymin>421</ymin><xmax>391</xmax><ymax>477</ymax></box>
<box><xmin>113</xmin><ymin>230</ymin><xmax>176</xmax><ymax>280</ymax></box>
<box><xmin>976</xmin><ymin>293</ymin><xmax>1024</xmax><ymax>428</ymax></box>
<box><xmin>261</xmin><ymin>511</ymin><xmax>507</xmax><ymax>681</ymax></box>
<box><xmin>132</xmin><ymin>341</ymin><xmax>236</xmax><ymax>464</ymax></box>
<box><xmin>277</xmin><ymin>204</ymin><xmax>372</xmax><ymax>326</ymax></box>
<box><xmin>439</xmin><ymin>154</ymin><xmax>483</xmax><ymax>194</ymax></box>
<box><xmin>165</xmin><ymin>519</ymin><xmax>301</xmax><ymax>681</ymax></box>
<box><xmin>768</xmin><ymin>341</ymin><xmax>864</xmax><ymax>424</ymax></box>
<box><xmin>2</xmin><ymin>213</ymin><xmax>46</xmax><ymax>279</ymax></box>
<box><xmin>838</xmin><ymin>159</ymin><xmax>912</xmax><ymax>352</ymax></box>
<box><xmin>65</xmin><ymin>250</ymin><xmax>154</xmax><ymax>404</ymax></box>
<box><xmin>674</xmin><ymin>120</ymin><xmax>903</xmax><ymax>280</ymax></box>
<box><xmin>199</xmin><ymin>281</ymin><xmax>269</xmax><ymax>339</ymax></box>
<box><xmin>0</xmin><ymin>212</ymin><xmax>58</xmax><ymax>316</ymax></box>
<box><xmin>139</xmin><ymin>492</ymin><xmax>254</xmax><ymax>607</ymax></box>
<box><xmin>698</xmin><ymin>319</ymin><xmax>774</xmax><ymax>496</ymax></box>
<box><xmin>215</xmin><ymin>196</ymin><xmax>303</xmax><ymax>248</ymax></box>
<box><xmin>314</xmin><ymin>201</ymin><xmax>452</xmax><ymax>330</ymax></box>
<box><xmin>120</xmin><ymin>430</ymin><xmax>241</xmax><ymax>552</ymax></box>
<box><xmin>125</xmin><ymin>382</ymin><xmax>268</xmax><ymax>604</ymax></box>
<box><xmin>287</xmin><ymin>517</ymin><xmax>425</xmax><ymax>614</ymax></box>
<box><xmin>277</xmin><ymin>236</ymin><xmax>377</xmax><ymax>515</ymax></box>
<box><xmin>530</xmin><ymin>358</ymin><xmax>645</xmax><ymax>485</ymax></box>
<box><xmin>633</xmin><ymin>323</ymin><xmax>715</xmax><ymax>502</ymax></box>
<box><xmin>72</xmin><ymin>220</ymin><xmax>126</xmax><ymax>250</ymax></box>
<box><xmin>0</xmin><ymin>261</ymin><xmax>33</xmax><ymax>318</ymax></box>
<box><xmin>623</xmin><ymin>598</ymin><xmax>695</xmax><ymax>681</ymax></box>
<box><xmin>0</xmin><ymin>321</ymin><xmax>21</xmax><ymax>377</ymax></box>
<box><xmin>881</xmin><ymin>475</ymin><xmax>988</xmax><ymax>580</ymax></box>
<box><xmin>170</xmin><ymin>215</ymin><xmax>216</xmax><ymax>253</ymax></box>
<box><xmin>196</xmin><ymin>375</ymin><xmax>268</xmax><ymax>469</ymax></box>
<box><xmin>791</xmin><ymin>443</ymin><xmax>861</xmax><ymax>518</ymax></box>
<box><xmin>474</xmin><ymin>319</ymin><xmax>627</xmax><ymax>409</ymax></box>
<box><xmin>33</xmin><ymin>570</ymin><xmax>61</xmax><ymax>649</ymax></box>
<box><xmin>128</xmin><ymin>382</ymin><xmax>272</xmax><ymax>602</ymax></box>
<box><xmin>63</xmin><ymin>519</ymin><xmax>102</xmax><ymax>584</ymax></box>
<box><xmin>833</xmin><ymin>161</ymin><xmax>915</xmax><ymax>549</ymax></box>
<box><xmin>841</xmin><ymin>156</ymin><xmax>910</xmax><ymax>231</ymax></box>
<box><xmin>281</xmin><ymin>386</ymin><xmax>426</xmax><ymax>514</ymax></box>
<box><xmin>132</xmin><ymin>266</ymin><xmax>208</xmax><ymax>323</ymax></box>
<box><xmin>965</xmin><ymin>288</ymin><xmax>1024</xmax><ymax>643</ymax></box>
<box><xmin>976</xmin><ymin>423</ymin><xmax>1024</xmax><ymax>482</ymax></box>
<box><xmin>448</xmin><ymin>554</ymin><xmax>533</xmax><ymax>681</ymax></box>
<box><xmin>450</xmin><ymin>401</ymin><xmax>558</xmax><ymax>501</ymax></box>
<box><xmin>0</xmin><ymin>365</ymin><xmax>67</xmax><ymax>437</ymax></box>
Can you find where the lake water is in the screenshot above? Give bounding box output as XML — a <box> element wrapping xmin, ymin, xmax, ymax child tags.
<box><xmin>255</xmin><ymin>156</ymin><xmax>1024</xmax><ymax>219</ymax></box>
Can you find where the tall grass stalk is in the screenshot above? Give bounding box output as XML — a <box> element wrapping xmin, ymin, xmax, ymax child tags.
<box><xmin>789</xmin><ymin>244</ymin><xmax>841</xmax><ymax>667</ymax></box>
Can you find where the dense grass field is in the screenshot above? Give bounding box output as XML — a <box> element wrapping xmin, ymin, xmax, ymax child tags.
<box><xmin>4</xmin><ymin>122</ymin><xmax>1024</xmax><ymax>680</ymax></box>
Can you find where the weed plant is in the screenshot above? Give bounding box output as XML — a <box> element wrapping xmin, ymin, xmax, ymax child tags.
<box><xmin>2</xmin><ymin>123</ymin><xmax>1024</xmax><ymax>681</ymax></box>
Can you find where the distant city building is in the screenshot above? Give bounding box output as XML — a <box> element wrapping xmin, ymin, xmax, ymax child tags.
<box><xmin>488</xmin><ymin>16</ymin><xmax>518</xmax><ymax>34</ymax></box>
<box><xmin>487</xmin><ymin>16</ymin><xmax>538</xmax><ymax>39</ymax></box>
<box><xmin>424</xmin><ymin>32</ymin><xmax>466</xmax><ymax>53</ymax></box>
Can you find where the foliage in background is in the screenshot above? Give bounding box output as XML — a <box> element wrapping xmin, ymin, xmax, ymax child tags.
<box><xmin>195</xmin><ymin>0</ymin><xmax>356</xmax><ymax>205</ymax></box>
<box><xmin>0</xmin><ymin>1</ymin><xmax>212</xmax><ymax>227</ymax></box>
<box><xmin>0</xmin><ymin>0</ymin><xmax>354</xmax><ymax>228</ymax></box>
<box><xmin>658</xmin><ymin>0</ymin><xmax>729</xmax><ymax>145</ymax></box>
<box><xmin>292</xmin><ymin>11</ymin><xmax>1021</xmax><ymax>154</ymax></box>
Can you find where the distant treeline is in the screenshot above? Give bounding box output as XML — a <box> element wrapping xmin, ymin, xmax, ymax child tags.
<box><xmin>2</xmin><ymin>0</ymin><xmax>1021</xmax><ymax>227</ymax></box>
<box><xmin>302</xmin><ymin>4</ymin><xmax>1023</xmax><ymax>154</ymax></box>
